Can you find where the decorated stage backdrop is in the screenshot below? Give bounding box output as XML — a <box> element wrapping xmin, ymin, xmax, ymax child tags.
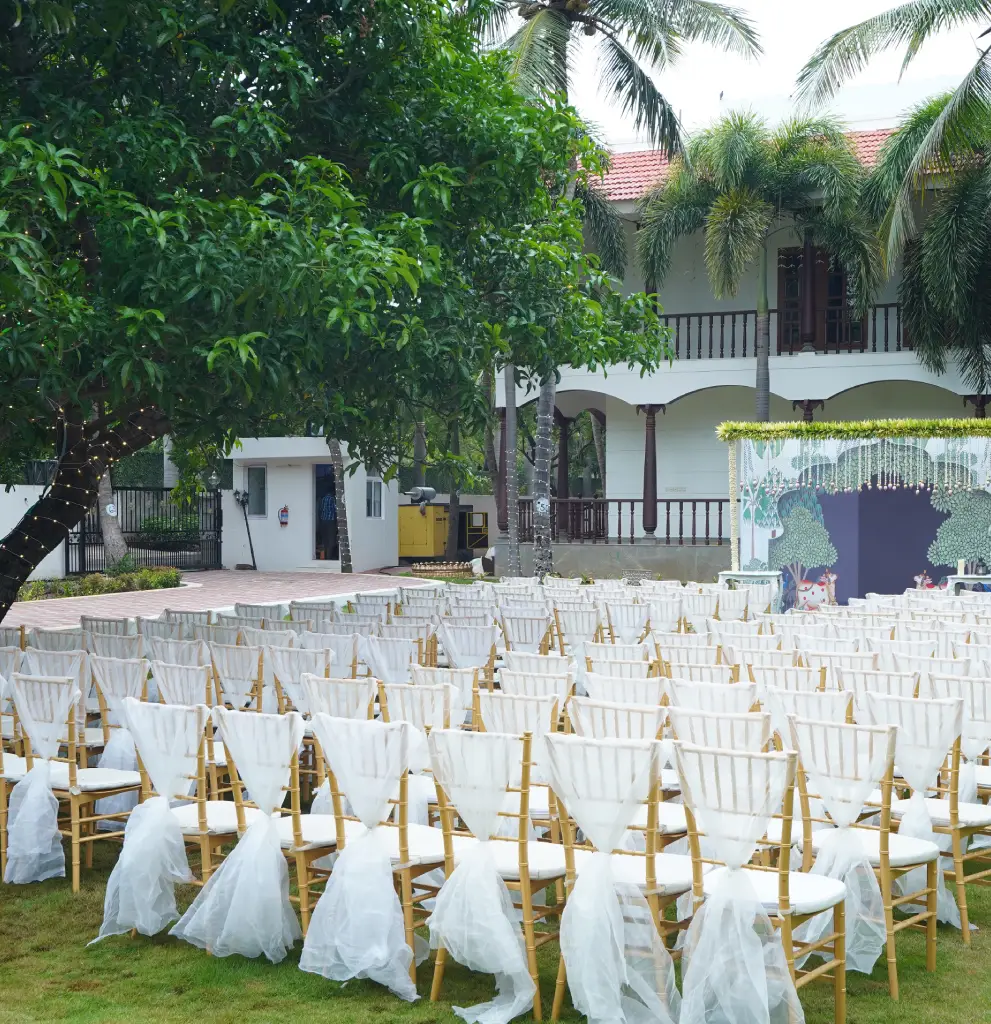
<box><xmin>718</xmin><ymin>422</ymin><xmax>991</xmax><ymax>608</ymax></box>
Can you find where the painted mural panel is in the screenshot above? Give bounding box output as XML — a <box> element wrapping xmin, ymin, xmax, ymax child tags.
<box><xmin>739</xmin><ymin>437</ymin><xmax>991</xmax><ymax>605</ymax></box>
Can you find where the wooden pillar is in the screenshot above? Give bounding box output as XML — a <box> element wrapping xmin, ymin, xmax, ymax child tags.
<box><xmin>800</xmin><ymin>231</ymin><xmax>816</xmax><ymax>352</ymax></box>
<box><xmin>792</xmin><ymin>399</ymin><xmax>824</xmax><ymax>423</ymax></box>
<box><xmin>496</xmin><ymin>408</ymin><xmax>508</xmax><ymax>534</ymax></box>
<box><xmin>638</xmin><ymin>405</ymin><xmax>663</xmax><ymax>538</ymax></box>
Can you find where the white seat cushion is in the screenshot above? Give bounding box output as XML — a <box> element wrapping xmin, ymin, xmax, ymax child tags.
<box><xmin>1</xmin><ymin>713</ymin><xmax>13</xmax><ymax>740</ymax></box>
<box><xmin>805</xmin><ymin>828</ymin><xmax>939</xmax><ymax>868</ymax></box>
<box><xmin>891</xmin><ymin>797</ymin><xmax>991</xmax><ymax>829</ymax></box>
<box><xmin>610</xmin><ymin>851</ymin><xmax>710</xmax><ymax>896</ymax></box>
<box><xmin>972</xmin><ymin>765</ymin><xmax>991</xmax><ymax>789</ymax></box>
<box><xmin>276</xmin><ymin>812</ymin><xmax>339</xmax><ymax>851</ymax></box>
<box><xmin>170</xmin><ymin>801</ymin><xmax>265</xmax><ymax>835</ymax></box>
<box><xmin>453</xmin><ymin>837</ymin><xmax>567</xmax><ymax>880</ymax></box>
<box><xmin>49</xmin><ymin>765</ymin><xmax>142</xmax><ymax>792</ymax></box>
<box><xmin>703</xmin><ymin>865</ymin><xmax>846</xmax><ymax>916</ymax></box>
<box><xmin>0</xmin><ymin>754</ymin><xmax>27</xmax><ymax>780</ymax></box>
<box><xmin>633</xmin><ymin>801</ymin><xmax>688</xmax><ymax>835</ymax></box>
<box><xmin>660</xmin><ymin>768</ymin><xmax>680</xmax><ymax>792</ymax></box>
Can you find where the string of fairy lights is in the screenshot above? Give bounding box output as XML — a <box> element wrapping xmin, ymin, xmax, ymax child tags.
<box><xmin>0</xmin><ymin>408</ymin><xmax>165</xmax><ymax>614</ymax></box>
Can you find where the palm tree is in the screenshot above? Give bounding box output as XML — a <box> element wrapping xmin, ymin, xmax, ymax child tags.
<box><xmin>796</xmin><ymin>1</ymin><xmax>991</xmax><ymax>264</ymax></box>
<box><xmin>637</xmin><ymin>112</ymin><xmax>883</xmax><ymax>420</ymax></box>
<box><xmin>867</xmin><ymin>95</ymin><xmax>991</xmax><ymax>392</ymax></box>
<box><xmin>478</xmin><ymin>0</ymin><xmax>760</xmax><ymax>571</ymax></box>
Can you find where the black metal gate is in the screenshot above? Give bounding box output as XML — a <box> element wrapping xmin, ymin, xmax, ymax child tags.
<box><xmin>65</xmin><ymin>488</ymin><xmax>223</xmax><ymax>574</ymax></box>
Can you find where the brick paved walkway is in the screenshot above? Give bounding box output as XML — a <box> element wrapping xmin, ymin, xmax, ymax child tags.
<box><xmin>4</xmin><ymin>570</ymin><xmax>423</xmax><ymax>628</ymax></box>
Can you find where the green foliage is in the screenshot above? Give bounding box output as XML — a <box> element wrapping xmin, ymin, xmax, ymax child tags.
<box><xmin>928</xmin><ymin>487</ymin><xmax>991</xmax><ymax>571</ymax></box>
<box><xmin>110</xmin><ymin>451</ymin><xmax>165</xmax><ymax>489</ymax></box>
<box><xmin>718</xmin><ymin>419</ymin><xmax>991</xmax><ymax>441</ymax></box>
<box><xmin>17</xmin><ymin>566</ymin><xmax>181</xmax><ymax>601</ymax></box>
<box><xmin>105</xmin><ymin>553</ymin><xmax>138</xmax><ymax>577</ymax></box>
<box><xmin>798</xmin><ymin>2</ymin><xmax>991</xmax><ymax>266</ymax></box>
<box><xmin>477</xmin><ymin>0</ymin><xmax>760</xmax><ymax>154</ymax></box>
<box><xmin>768</xmin><ymin>506</ymin><xmax>838</xmax><ymax>583</ymax></box>
<box><xmin>638</xmin><ymin>112</ymin><xmax>882</xmax><ymax>311</ymax></box>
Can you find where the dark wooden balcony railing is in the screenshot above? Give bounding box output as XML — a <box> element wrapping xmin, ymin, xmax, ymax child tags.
<box><xmin>516</xmin><ymin>498</ymin><xmax>730</xmax><ymax>545</ymax></box>
<box><xmin>662</xmin><ymin>303</ymin><xmax>909</xmax><ymax>359</ymax></box>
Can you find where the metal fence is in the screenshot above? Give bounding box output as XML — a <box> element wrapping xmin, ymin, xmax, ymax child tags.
<box><xmin>65</xmin><ymin>487</ymin><xmax>222</xmax><ymax>574</ymax></box>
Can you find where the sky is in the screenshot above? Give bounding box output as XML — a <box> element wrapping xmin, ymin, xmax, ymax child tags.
<box><xmin>568</xmin><ymin>0</ymin><xmax>983</xmax><ymax>148</ymax></box>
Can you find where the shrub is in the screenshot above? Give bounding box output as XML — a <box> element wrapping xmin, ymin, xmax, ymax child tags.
<box><xmin>16</xmin><ymin>566</ymin><xmax>183</xmax><ymax>602</ymax></box>
<box><xmin>106</xmin><ymin>553</ymin><xmax>138</xmax><ymax>577</ymax></box>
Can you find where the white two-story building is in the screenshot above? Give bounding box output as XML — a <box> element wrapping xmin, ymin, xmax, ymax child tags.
<box><xmin>495</xmin><ymin>130</ymin><xmax>978</xmax><ymax>583</ymax></box>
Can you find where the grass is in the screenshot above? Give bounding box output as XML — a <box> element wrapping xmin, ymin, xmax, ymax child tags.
<box><xmin>2</xmin><ymin>845</ymin><xmax>991</xmax><ymax>1024</ymax></box>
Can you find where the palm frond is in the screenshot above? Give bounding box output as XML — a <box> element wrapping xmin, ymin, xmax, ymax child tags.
<box><xmin>636</xmin><ymin>162</ymin><xmax>715</xmax><ymax>284</ymax></box>
<box><xmin>703</xmin><ymin>186</ymin><xmax>773</xmax><ymax>298</ymax></box>
<box><xmin>464</xmin><ymin>0</ymin><xmax>518</xmax><ymax>47</ymax></box>
<box><xmin>802</xmin><ymin>212</ymin><xmax>884</xmax><ymax>317</ymax></box>
<box><xmin>658</xmin><ymin>0</ymin><xmax>761</xmax><ymax>56</ymax></box>
<box><xmin>795</xmin><ymin>0</ymin><xmax>991</xmax><ymax>110</ymax></box>
<box><xmin>595</xmin><ymin>28</ymin><xmax>682</xmax><ymax>153</ymax></box>
<box><xmin>576</xmin><ymin>181</ymin><xmax>628</xmax><ymax>277</ymax></box>
<box><xmin>501</xmin><ymin>6</ymin><xmax>573</xmax><ymax>98</ymax></box>
<box><xmin>689</xmin><ymin>110</ymin><xmax>767</xmax><ymax>191</ymax></box>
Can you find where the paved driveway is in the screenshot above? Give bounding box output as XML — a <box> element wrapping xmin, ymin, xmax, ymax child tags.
<box><xmin>4</xmin><ymin>570</ymin><xmax>417</xmax><ymax>628</ymax></box>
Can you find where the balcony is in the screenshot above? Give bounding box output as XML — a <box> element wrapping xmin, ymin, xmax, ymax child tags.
<box><xmin>516</xmin><ymin>498</ymin><xmax>731</xmax><ymax>545</ymax></box>
<box><xmin>662</xmin><ymin>303</ymin><xmax>907</xmax><ymax>359</ymax></box>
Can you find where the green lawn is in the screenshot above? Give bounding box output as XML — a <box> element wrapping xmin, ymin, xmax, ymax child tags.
<box><xmin>1</xmin><ymin>847</ymin><xmax>989</xmax><ymax>1024</ymax></box>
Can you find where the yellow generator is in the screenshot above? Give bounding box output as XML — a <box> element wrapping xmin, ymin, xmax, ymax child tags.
<box><xmin>399</xmin><ymin>504</ymin><xmax>448</xmax><ymax>558</ymax></box>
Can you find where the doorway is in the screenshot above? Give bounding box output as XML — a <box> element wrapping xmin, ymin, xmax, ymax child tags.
<box><xmin>314</xmin><ymin>464</ymin><xmax>339</xmax><ymax>560</ymax></box>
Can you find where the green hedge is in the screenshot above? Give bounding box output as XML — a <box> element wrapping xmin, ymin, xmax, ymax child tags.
<box><xmin>17</xmin><ymin>566</ymin><xmax>182</xmax><ymax>602</ymax></box>
<box><xmin>717</xmin><ymin>419</ymin><xmax>991</xmax><ymax>442</ymax></box>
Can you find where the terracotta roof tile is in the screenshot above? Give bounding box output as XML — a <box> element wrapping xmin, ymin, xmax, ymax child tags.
<box><xmin>597</xmin><ymin>128</ymin><xmax>894</xmax><ymax>202</ymax></box>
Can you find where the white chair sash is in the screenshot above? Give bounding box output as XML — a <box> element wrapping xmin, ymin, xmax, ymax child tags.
<box><xmin>170</xmin><ymin>709</ymin><xmax>305</xmax><ymax>961</ymax></box>
<box><xmin>300</xmin><ymin>716</ymin><xmax>418</xmax><ymax>1000</ymax></box>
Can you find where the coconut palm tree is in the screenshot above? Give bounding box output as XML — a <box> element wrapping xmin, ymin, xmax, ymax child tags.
<box><xmin>866</xmin><ymin>94</ymin><xmax>991</xmax><ymax>392</ymax></box>
<box><xmin>796</xmin><ymin>1</ymin><xmax>991</xmax><ymax>263</ymax></box>
<box><xmin>637</xmin><ymin>112</ymin><xmax>883</xmax><ymax>420</ymax></box>
<box><xmin>476</xmin><ymin>0</ymin><xmax>760</xmax><ymax>572</ymax></box>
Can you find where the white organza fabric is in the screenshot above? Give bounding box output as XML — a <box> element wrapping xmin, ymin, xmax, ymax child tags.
<box><xmin>763</xmin><ymin>687</ymin><xmax>853</xmax><ymax>739</ymax></box>
<box><xmin>605</xmin><ymin>603</ymin><xmax>650</xmax><ymax>644</ymax></box>
<box><xmin>93</xmin><ymin>699</ymin><xmax>206</xmax><ymax>941</ymax></box>
<box><xmin>583</xmin><ymin>675</ymin><xmax>667</xmax><ymax>707</ymax></box>
<box><xmin>360</xmin><ymin>636</ymin><xmax>417</xmax><ymax>684</ymax></box>
<box><xmin>147</xmin><ymin>637</ymin><xmax>208</xmax><ymax>667</ymax></box>
<box><xmin>438</xmin><ymin>623</ymin><xmax>498</xmax><ymax>671</ymax></box>
<box><xmin>427</xmin><ymin>729</ymin><xmax>536</xmax><ymax>1024</ymax></box>
<box><xmin>267</xmin><ymin>646</ymin><xmax>331</xmax><ymax>713</ymax></box>
<box><xmin>543</xmin><ymin>734</ymin><xmax>679</xmax><ymax>1024</ymax></box>
<box><xmin>4</xmin><ymin>676</ymin><xmax>80</xmax><ymax>883</ymax></box>
<box><xmin>668</xmin><ymin>708</ymin><xmax>770</xmax><ymax>752</ymax></box>
<box><xmin>300</xmin><ymin>631</ymin><xmax>358</xmax><ymax>675</ymax></box>
<box><xmin>498</xmin><ymin>669</ymin><xmax>572</xmax><ymax>701</ymax></box>
<box><xmin>301</xmin><ymin>674</ymin><xmax>376</xmax><ymax>719</ymax></box>
<box><xmin>91</xmin><ymin>633</ymin><xmax>143</xmax><ymax>660</ymax></box>
<box><xmin>646</xmin><ymin>599</ymin><xmax>681</xmax><ymax>634</ymax></box>
<box><xmin>501</xmin><ymin>651</ymin><xmax>570</xmax><ymax>674</ymax></box>
<box><xmin>674</xmin><ymin>742</ymin><xmax>805</xmax><ymax>1024</ymax></box>
<box><xmin>152</xmin><ymin>661</ymin><xmax>213</xmax><ymax>705</ymax></box>
<box><xmin>788</xmin><ymin>717</ymin><xmax>895</xmax><ymax>974</ymax></box>
<box><xmin>170</xmin><ymin>709</ymin><xmax>305</xmax><ymax>960</ymax></box>
<box><xmin>501</xmin><ymin>616</ymin><xmax>552</xmax><ymax>654</ymax></box>
<box><xmin>91</xmin><ymin>656</ymin><xmax>148</xmax><ymax>827</ymax></box>
<box><xmin>300</xmin><ymin>716</ymin><xmax>418</xmax><ymax>1000</ymax></box>
<box><xmin>586</xmin><ymin>660</ymin><xmax>652</xmax><ymax>680</ymax></box>
<box><xmin>925</xmin><ymin>675</ymin><xmax>991</xmax><ymax>807</ymax></box>
<box><xmin>666</xmin><ymin>679</ymin><xmax>757</xmax><ymax>714</ymax></box>
<box><xmin>567</xmin><ymin>698</ymin><xmax>666</xmax><ymax>741</ymax></box>
<box><xmin>863</xmin><ymin>693</ymin><xmax>964</xmax><ymax>927</ymax></box>
<box><xmin>210</xmin><ymin>643</ymin><xmax>261</xmax><ymax>709</ymax></box>
<box><xmin>476</xmin><ymin>692</ymin><xmax>557</xmax><ymax>786</ymax></box>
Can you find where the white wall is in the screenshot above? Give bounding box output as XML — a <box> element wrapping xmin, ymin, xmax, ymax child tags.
<box><xmin>604</xmin><ymin>381</ymin><xmax>969</xmax><ymax>518</ymax></box>
<box><xmin>0</xmin><ymin>487</ymin><xmax>67</xmax><ymax>579</ymax></box>
<box><xmin>222</xmin><ymin>443</ymin><xmax>398</xmax><ymax>573</ymax></box>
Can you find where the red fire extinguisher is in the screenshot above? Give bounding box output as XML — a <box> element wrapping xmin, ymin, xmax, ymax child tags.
<box><xmin>278</xmin><ymin>505</ymin><xmax>289</xmax><ymax>528</ymax></box>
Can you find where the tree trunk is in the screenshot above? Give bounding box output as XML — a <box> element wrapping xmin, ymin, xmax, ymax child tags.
<box><xmin>0</xmin><ymin>409</ymin><xmax>169</xmax><ymax>622</ymax></box>
<box><xmin>504</xmin><ymin>363</ymin><xmax>521</xmax><ymax>577</ymax></box>
<box><xmin>755</xmin><ymin>241</ymin><xmax>771</xmax><ymax>421</ymax></box>
<box><xmin>590</xmin><ymin>411</ymin><xmax>606</xmax><ymax>493</ymax></box>
<box><xmin>412</xmin><ymin>420</ymin><xmax>427</xmax><ymax>489</ymax></box>
<box><xmin>97</xmin><ymin>470</ymin><xmax>129</xmax><ymax>566</ymax></box>
<box><xmin>533</xmin><ymin>374</ymin><xmax>556</xmax><ymax>577</ymax></box>
<box><xmin>482</xmin><ymin>367</ymin><xmax>500</xmax><ymax>502</ymax></box>
<box><xmin>445</xmin><ymin>419</ymin><xmax>461</xmax><ymax>561</ymax></box>
<box><xmin>328</xmin><ymin>439</ymin><xmax>352</xmax><ymax>573</ymax></box>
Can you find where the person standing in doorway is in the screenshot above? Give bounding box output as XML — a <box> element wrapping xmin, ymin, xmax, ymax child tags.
<box><xmin>319</xmin><ymin>480</ymin><xmax>339</xmax><ymax>559</ymax></box>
